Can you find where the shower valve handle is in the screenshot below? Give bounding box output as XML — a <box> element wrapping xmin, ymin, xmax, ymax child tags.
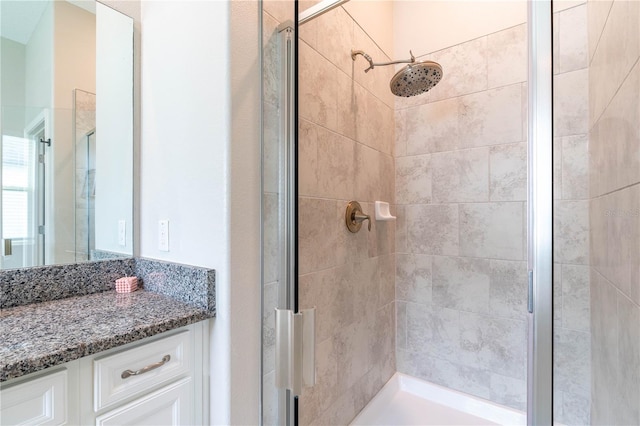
<box><xmin>353</xmin><ymin>212</ymin><xmax>371</xmax><ymax>231</ymax></box>
<box><xmin>345</xmin><ymin>201</ymin><xmax>371</xmax><ymax>233</ymax></box>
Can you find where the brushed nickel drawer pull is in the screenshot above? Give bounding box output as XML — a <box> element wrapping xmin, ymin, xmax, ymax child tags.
<box><xmin>121</xmin><ymin>355</ymin><xmax>171</xmax><ymax>379</ymax></box>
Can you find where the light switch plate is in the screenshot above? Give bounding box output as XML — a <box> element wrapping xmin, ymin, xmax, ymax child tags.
<box><xmin>159</xmin><ymin>220</ymin><xmax>169</xmax><ymax>251</ymax></box>
<box><xmin>118</xmin><ymin>220</ymin><xmax>126</xmax><ymax>246</ymax></box>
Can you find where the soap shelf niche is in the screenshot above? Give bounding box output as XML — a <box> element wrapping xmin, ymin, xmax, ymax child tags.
<box><xmin>374</xmin><ymin>201</ymin><xmax>396</xmax><ymax>221</ymax></box>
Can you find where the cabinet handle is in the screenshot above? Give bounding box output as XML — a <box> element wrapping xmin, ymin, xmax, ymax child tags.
<box><xmin>121</xmin><ymin>355</ymin><xmax>171</xmax><ymax>379</ymax></box>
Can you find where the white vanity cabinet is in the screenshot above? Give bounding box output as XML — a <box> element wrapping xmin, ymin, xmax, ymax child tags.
<box><xmin>0</xmin><ymin>321</ymin><xmax>209</xmax><ymax>426</ymax></box>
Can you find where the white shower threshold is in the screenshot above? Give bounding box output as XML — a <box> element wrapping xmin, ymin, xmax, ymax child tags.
<box><xmin>350</xmin><ymin>373</ymin><xmax>526</xmax><ymax>426</ymax></box>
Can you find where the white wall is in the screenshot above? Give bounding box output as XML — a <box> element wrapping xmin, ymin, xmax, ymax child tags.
<box><xmin>394</xmin><ymin>0</ymin><xmax>526</xmax><ymax>57</ymax></box>
<box><xmin>140</xmin><ymin>1</ymin><xmax>260</xmax><ymax>424</ymax></box>
<box><xmin>343</xmin><ymin>0</ymin><xmax>394</xmax><ymax>57</ymax></box>
<box><xmin>95</xmin><ymin>2</ymin><xmax>133</xmax><ymax>254</ymax></box>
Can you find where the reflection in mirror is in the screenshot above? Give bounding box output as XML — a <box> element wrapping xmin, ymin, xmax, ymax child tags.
<box><xmin>0</xmin><ymin>0</ymin><xmax>133</xmax><ymax>269</ymax></box>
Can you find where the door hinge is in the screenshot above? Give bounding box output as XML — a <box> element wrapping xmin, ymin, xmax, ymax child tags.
<box><xmin>39</xmin><ymin>154</ymin><xmax>45</xmax><ymax>163</ymax></box>
<box><xmin>38</xmin><ymin>225</ymin><xmax>45</xmax><ymax>235</ymax></box>
<box><xmin>275</xmin><ymin>308</ymin><xmax>315</xmax><ymax>396</ymax></box>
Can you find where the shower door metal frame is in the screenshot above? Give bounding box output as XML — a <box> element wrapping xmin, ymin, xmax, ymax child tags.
<box><xmin>527</xmin><ymin>0</ymin><xmax>553</xmax><ymax>424</ymax></box>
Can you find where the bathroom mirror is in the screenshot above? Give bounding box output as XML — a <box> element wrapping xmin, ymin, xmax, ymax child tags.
<box><xmin>0</xmin><ymin>0</ymin><xmax>134</xmax><ymax>270</ymax></box>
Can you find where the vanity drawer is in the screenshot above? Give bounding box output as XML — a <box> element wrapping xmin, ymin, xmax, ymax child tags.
<box><xmin>0</xmin><ymin>369</ymin><xmax>67</xmax><ymax>425</ymax></box>
<box><xmin>94</xmin><ymin>331</ymin><xmax>191</xmax><ymax>411</ymax></box>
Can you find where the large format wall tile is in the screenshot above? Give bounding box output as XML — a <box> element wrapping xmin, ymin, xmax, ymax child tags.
<box><xmin>428</xmin><ymin>37</ymin><xmax>488</xmax><ymax>102</ymax></box>
<box><xmin>489</xmin><ymin>142</ymin><xmax>527</xmax><ymax>202</ymax></box>
<box><xmin>431</xmin><ymin>148</ymin><xmax>489</xmax><ymax>203</ymax></box>
<box><xmin>554</xmin><ymin>69</ymin><xmax>589</xmax><ymax>137</ymax></box>
<box><xmin>556</xmin><ymin>4</ymin><xmax>588</xmax><ymax>74</ymax></box>
<box><xmin>489</xmin><ymin>260</ymin><xmax>528</xmax><ymax>320</ymax></box>
<box><xmin>589</xmin><ymin>63</ymin><xmax>640</xmax><ymax>198</ymax></box>
<box><xmin>554</xmin><ymin>200</ymin><xmax>589</xmax><ymax>265</ymax></box>
<box><xmin>458</xmin><ymin>83</ymin><xmax>524</xmax><ymax>148</ymax></box>
<box><xmin>432</xmin><ymin>256</ymin><xmax>491</xmax><ymax>314</ymax></box>
<box><xmin>404</xmin><ymin>98</ymin><xmax>459</xmax><ymax>155</ymax></box>
<box><xmin>406</xmin><ymin>204</ymin><xmax>459</xmax><ymax>256</ymax></box>
<box><xmin>299</xmin><ymin>40</ymin><xmax>338</xmax><ymax>130</ymax></box>
<box><xmin>459</xmin><ymin>202</ymin><xmax>525</xmax><ymax>260</ymax></box>
<box><xmin>396</xmin><ymin>253</ymin><xmax>432</xmax><ymax>305</ymax></box>
<box><xmin>589</xmin><ymin>0</ymin><xmax>639</xmax><ymax>125</ymax></box>
<box><xmin>396</xmin><ymin>154</ymin><xmax>431</xmax><ymax>205</ymax></box>
<box><xmin>487</xmin><ymin>24</ymin><xmax>527</xmax><ymax>89</ymax></box>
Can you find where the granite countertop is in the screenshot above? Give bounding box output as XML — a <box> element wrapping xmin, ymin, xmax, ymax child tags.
<box><xmin>0</xmin><ymin>290</ymin><xmax>212</xmax><ymax>382</ymax></box>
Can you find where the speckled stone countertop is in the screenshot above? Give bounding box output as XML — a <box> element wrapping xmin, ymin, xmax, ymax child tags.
<box><xmin>0</xmin><ymin>290</ymin><xmax>212</xmax><ymax>382</ymax></box>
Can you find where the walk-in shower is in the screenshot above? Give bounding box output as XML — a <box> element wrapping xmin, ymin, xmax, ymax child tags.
<box><xmin>261</xmin><ymin>0</ymin><xmax>640</xmax><ymax>424</ymax></box>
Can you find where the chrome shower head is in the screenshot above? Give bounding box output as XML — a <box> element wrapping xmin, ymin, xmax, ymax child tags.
<box><xmin>351</xmin><ymin>49</ymin><xmax>444</xmax><ymax>98</ymax></box>
<box><xmin>390</xmin><ymin>61</ymin><xmax>443</xmax><ymax>97</ymax></box>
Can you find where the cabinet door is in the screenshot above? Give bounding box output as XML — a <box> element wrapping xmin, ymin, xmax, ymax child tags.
<box><xmin>94</xmin><ymin>378</ymin><xmax>192</xmax><ymax>426</ymax></box>
<box><xmin>0</xmin><ymin>369</ymin><xmax>67</xmax><ymax>426</ymax></box>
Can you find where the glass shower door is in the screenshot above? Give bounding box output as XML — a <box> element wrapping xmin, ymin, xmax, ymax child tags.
<box><xmin>261</xmin><ymin>1</ymin><xmax>296</xmax><ymax>424</ymax></box>
<box><xmin>552</xmin><ymin>1</ymin><xmax>640</xmax><ymax>425</ymax></box>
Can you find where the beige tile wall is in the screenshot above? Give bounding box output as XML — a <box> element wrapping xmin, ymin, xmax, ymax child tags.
<box><xmin>588</xmin><ymin>0</ymin><xmax>640</xmax><ymax>424</ymax></box>
<box><xmin>394</xmin><ymin>23</ymin><xmax>529</xmax><ymax>411</ymax></box>
<box><xmin>297</xmin><ymin>5</ymin><xmax>396</xmax><ymax>425</ymax></box>
<box><xmin>553</xmin><ymin>3</ymin><xmax>592</xmax><ymax>425</ymax></box>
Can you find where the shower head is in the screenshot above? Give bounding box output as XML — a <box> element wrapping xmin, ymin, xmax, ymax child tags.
<box><xmin>351</xmin><ymin>49</ymin><xmax>444</xmax><ymax>98</ymax></box>
<box><xmin>390</xmin><ymin>61</ymin><xmax>443</xmax><ymax>97</ymax></box>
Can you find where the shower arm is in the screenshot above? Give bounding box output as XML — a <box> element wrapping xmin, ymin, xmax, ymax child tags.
<box><xmin>351</xmin><ymin>50</ymin><xmax>416</xmax><ymax>73</ymax></box>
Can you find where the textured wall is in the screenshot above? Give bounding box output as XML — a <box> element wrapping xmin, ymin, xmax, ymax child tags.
<box><xmin>588</xmin><ymin>0</ymin><xmax>640</xmax><ymax>424</ymax></box>
<box><xmin>394</xmin><ymin>23</ymin><xmax>529</xmax><ymax>410</ymax></box>
<box><xmin>296</xmin><ymin>5</ymin><xmax>397</xmax><ymax>425</ymax></box>
<box><xmin>552</xmin><ymin>2</ymin><xmax>592</xmax><ymax>425</ymax></box>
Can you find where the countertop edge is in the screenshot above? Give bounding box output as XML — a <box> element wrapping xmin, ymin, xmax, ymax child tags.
<box><xmin>0</xmin><ymin>300</ymin><xmax>214</xmax><ymax>383</ymax></box>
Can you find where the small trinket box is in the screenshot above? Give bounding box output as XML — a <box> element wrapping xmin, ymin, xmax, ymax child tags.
<box><xmin>115</xmin><ymin>276</ymin><xmax>138</xmax><ymax>293</ymax></box>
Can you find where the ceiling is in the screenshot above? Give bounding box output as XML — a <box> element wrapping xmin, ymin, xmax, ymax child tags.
<box><xmin>1</xmin><ymin>0</ymin><xmax>95</xmax><ymax>45</ymax></box>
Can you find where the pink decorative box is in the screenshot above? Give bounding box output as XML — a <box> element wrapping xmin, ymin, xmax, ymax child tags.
<box><xmin>115</xmin><ymin>277</ymin><xmax>138</xmax><ymax>293</ymax></box>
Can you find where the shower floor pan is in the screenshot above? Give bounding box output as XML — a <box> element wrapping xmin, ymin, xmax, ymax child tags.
<box><xmin>350</xmin><ymin>373</ymin><xmax>526</xmax><ymax>426</ymax></box>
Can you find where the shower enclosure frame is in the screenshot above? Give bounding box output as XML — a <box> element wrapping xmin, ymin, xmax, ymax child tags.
<box><xmin>262</xmin><ymin>0</ymin><xmax>555</xmax><ymax>423</ymax></box>
<box><xmin>527</xmin><ymin>0</ymin><xmax>553</xmax><ymax>424</ymax></box>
